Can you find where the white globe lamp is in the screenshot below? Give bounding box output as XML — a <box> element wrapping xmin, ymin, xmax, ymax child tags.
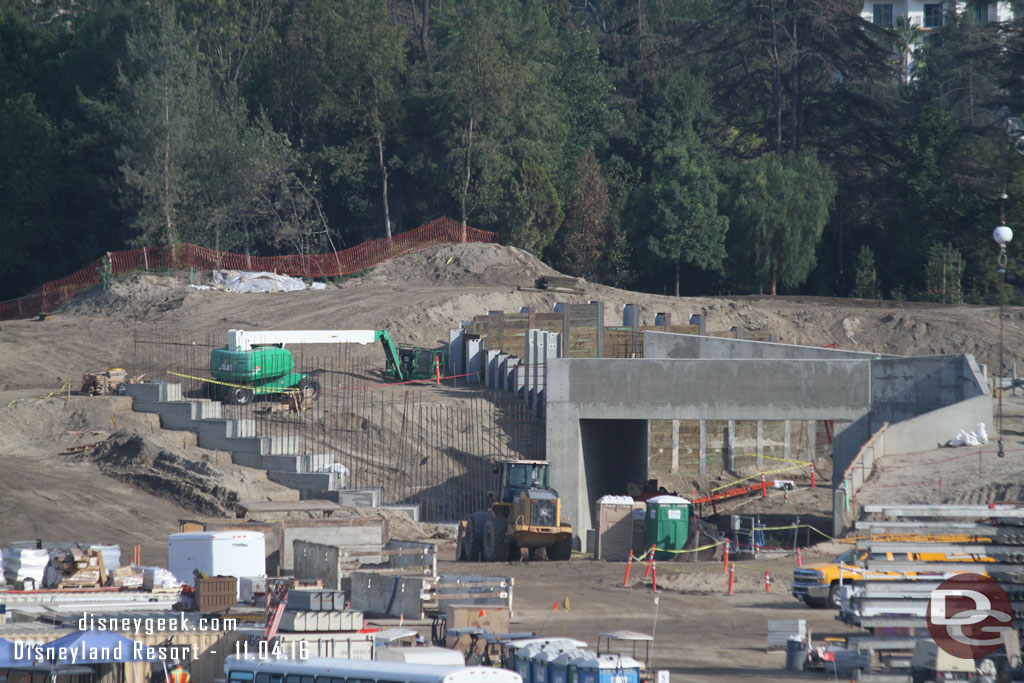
<box><xmin>994</xmin><ymin>225</ymin><xmax>1013</xmax><ymax>246</ymax></box>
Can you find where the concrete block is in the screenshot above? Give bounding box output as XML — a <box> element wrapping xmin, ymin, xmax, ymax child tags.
<box><xmin>285</xmin><ymin>527</ymin><xmax>385</xmax><ymax>570</ymax></box>
<box><xmin>230</xmin><ymin>451</ymin><xmax>264</xmax><ymax>469</ymax></box>
<box><xmin>496</xmin><ymin>354</ymin><xmax>511</xmax><ymax>390</ymax></box>
<box><xmin>127</xmin><ymin>382</ymin><xmax>182</xmax><ymax>403</ymax></box>
<box><xmin>329</xmin><ymin>488</ymin><xmax>382</xmax><ymax>508</ymax></box>
<box><xmin>466</xmin><ymin>339</ymin><xmax>483</xmax><ymax>385</ymax></box>
<box><xmin>449</xmin><ymin>329</ymin><xmax>465</xmax><ymax>377</ymax></box>
<box><xmin>259</xmin><ymin>454</ymin><xmax>308</xmax><ymax>474</ymax></box>
<box><xmin>268</xmin><ymin>471</ymin><xmax>339</xmax><ymax>498</ymax></box>
<box><xmin>350</xmin><ymin>572</ymin><xmax>430</xmax><ymax>620</ymax></box>
<box><xmin>142</xmin><ymin>402</ymin><xmax>206</xmax><ymax>430</ymax></box>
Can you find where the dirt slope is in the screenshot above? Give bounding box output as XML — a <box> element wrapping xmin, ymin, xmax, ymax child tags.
<box><xmin>0</xmin><ymin>241</ymin><xmax>1021</xmax><ymax>561</ymax></box>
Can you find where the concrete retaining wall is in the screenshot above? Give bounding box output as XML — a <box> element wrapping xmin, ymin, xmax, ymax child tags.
<box><xmin>125</xmin><ymin>383</ymin><xmax>347</xmax><ymax>502</ymax></box>
<box><xmin>546</xmin><ymin>344</ymin><xmax>990</xmax><ymax>549</ymax></box>
<box><xmin>644</xmin><ymin>331</ymin><xmax>889</xmax><ymax>361</ymax></box>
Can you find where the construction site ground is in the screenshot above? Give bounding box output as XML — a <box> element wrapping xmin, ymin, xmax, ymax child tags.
<box><xmin>1</xmin><ymin>241</ymin><xmax>1023</xmax><ymax>681</ymax></box>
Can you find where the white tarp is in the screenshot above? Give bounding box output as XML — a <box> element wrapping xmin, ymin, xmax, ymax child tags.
<box><xmin>2</xmin><ymin>548</ymin><xmax>49</xmax><ymax>588</ymax></box>
<box><xmin>212</xmin><ymin>270</ymin><xmax>307</xmax><ymax>293</ymax></box>
<box><xmin>143</xmin><ymin>566</ymin><xmax>182</xmax><ymax>590</ymax></box>
<box><xmin>89</xmin><ymin>544</ymin><xmax>121</xmax><ymax>570</ymax></box>
<box><xmin>946</xmin><ymin>422</ymin><xmax>989</xmax><ymax>447</ymax></box>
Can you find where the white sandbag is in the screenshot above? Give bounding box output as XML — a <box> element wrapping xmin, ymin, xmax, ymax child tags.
<box><xmin>946</xmin><ymin>423</ymin><xmax>988</xmax><ymax>447</ymax></box>
<box><xmin>975</xmin><ymin>423</ymin><xmax>989</xmax><ymax>445</ymax></box>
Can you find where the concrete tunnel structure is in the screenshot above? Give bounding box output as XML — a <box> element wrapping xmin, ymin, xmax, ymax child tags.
<box><xmin>545</xmin><ymin>331</ymin><xmax>992</xmax><ymax>550</ymax></box>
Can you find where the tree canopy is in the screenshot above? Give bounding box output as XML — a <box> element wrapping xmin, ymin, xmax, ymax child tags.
<box><xmin>1</xmin><ymin>0</ymin><xmax>1022</xmax><ymax>304</ymax></box>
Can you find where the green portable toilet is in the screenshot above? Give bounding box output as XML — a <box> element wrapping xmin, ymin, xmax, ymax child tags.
<box><xmin>645</xmin><ymin>495</ymin><xmax>690</xmax><ymax>561</ymax></box>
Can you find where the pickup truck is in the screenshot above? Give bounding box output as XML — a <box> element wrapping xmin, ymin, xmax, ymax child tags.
<box><xmin>792</xmin><ymin>547</ymin><xmax>988</xmax><ymax>609</ymax></box>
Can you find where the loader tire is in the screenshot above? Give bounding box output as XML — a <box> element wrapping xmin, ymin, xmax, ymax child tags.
<box><xmin>466</xmin><ymin>511</ymin><xmax>486</xmax><ymax>561</ymax></box>
<box><xmin>483</xmin><ymin>513</ymin><xmax>510</xmax><ymax>562</ymax></box>
<box><xmin>548</xmin><ymin>535</ymin><xmax>572</xmax><ymax>561</ymax></box>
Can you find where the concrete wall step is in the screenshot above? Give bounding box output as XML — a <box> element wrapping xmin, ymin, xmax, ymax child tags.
<box><xmin>126</xmin><ymin>381</ymin><xmax>340</xmax><ymax>502</ymax></box>
<box><xmin>267</xmin><ymin>471</ymin><xmax>341</xmax><ymax>499</ymax></box>
<box><xmin>126</xmin><ymin>382</ymin><xmax>182</xmax><ymax>403</ymax></box>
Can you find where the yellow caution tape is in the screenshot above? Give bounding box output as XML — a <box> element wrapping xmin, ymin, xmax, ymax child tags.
<box><xmin>166</xmin><ymin>370</ymin><xmax>300</xmax><ymax>394</ymax></box>
<box><xmin>8</xmin><ymin>380</ymin><xmax>70</xmax><ymax>407</ymax></box>
<box><xmin>710</xmin><ymin>463</ymin><xmax>807</xmax><ymax>492</ymax></box>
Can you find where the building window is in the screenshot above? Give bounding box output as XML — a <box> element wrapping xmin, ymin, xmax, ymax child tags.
<box><xmin>924</xmin><ymin>3</ymin><xmax>944</xmax><ymax>28</ymax></box>
<box><xmin>973</xmin><ymin>2</ymin><xmax>989</xmax><ymax>24</ymax></box>
<box><xmin>873</xmin><ymin>3</ymin><xmax>894</xmax><ymax>26</ymax></box>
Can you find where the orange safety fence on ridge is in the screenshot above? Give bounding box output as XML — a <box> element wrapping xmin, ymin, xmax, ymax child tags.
<box><xmin>0</xmin><ymin>217</ymin><xmax>496</xmax><ymax>321</ymax></box>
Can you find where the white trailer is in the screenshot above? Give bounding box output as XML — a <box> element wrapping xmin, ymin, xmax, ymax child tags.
<box><xmin>168</xmin><ymin>531</ymin><xmax>266</xmax><ymax>598</ymax></box>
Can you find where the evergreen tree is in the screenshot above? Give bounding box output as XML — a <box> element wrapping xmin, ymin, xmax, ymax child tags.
<box><xmin>728</xmin><ymin>151</ymin><xmax>836</xmax><ymax>294</ymax></box>
<box><xmin>853</xmin><ymin>244</ymin><xmax>879</xmax><ymax>299</ymax></box>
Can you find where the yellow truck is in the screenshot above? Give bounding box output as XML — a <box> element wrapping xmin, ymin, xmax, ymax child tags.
<box><xmin>792</xmin><ymin>541</ymin><xmax>991</xmax><ymax>609</ymax></box>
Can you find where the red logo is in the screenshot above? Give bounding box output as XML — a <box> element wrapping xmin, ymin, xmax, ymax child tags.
<box><xmin>926</xmin><ymin>573</ymin><xmax>1013</xmax><ymax>659</ymax></box>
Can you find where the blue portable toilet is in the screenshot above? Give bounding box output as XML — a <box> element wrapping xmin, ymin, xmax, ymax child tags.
<box><xmin>550</xmin><ymin>649</ymin><xmax>594</xmax><ymax>683</ymax></box>
<box><xmin>508</xmin><ymin>639</ymin><xmax>588</xmax><ymax>681</ymax></box>
<box><xmin>531</xmin><ymin>643</ymin><xmax>583</xmax><ymax>683</ymax></box>
<box><xmin>577</xmin><ymin>654</ymin><xmax>642</xmax><ymax>683</ymax></box>
<box><xmin>515</xmin><ymin>643</ymin><xmax>546</xmax><ymax>682</ymax></box>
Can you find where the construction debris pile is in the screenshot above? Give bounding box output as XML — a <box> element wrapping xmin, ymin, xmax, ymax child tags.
<box><xmin>80</xmin><ymin>368</ymin><xmax>142</xmax><ymax>396</ymax></box>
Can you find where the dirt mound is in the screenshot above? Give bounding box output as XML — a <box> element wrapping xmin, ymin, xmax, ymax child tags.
<box><xmin>59</xmin><ymin>272</ymin><xmax>199</xmax><ymax>320</ymax></box>
<box><xmin>69</xmin><ymin>430</ymin><xmax>298</xmax><ymax>516</ymax></box>
<box><xmin>367</xmin><ymin>242</ymin><xmax>560</xmax><ymax>288</ymax></box>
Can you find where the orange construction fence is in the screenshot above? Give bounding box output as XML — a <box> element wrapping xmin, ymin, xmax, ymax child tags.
<box><xmin>0</xmin><ymin>217</ymin><xmax>496</xmax><ymax>321</ymax></box>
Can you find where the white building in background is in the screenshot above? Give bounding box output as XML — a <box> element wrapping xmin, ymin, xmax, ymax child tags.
<box><xmin>860</xmin><ymin>1</ymin><xmax>1018</xmax><ymax>28</ymax></box>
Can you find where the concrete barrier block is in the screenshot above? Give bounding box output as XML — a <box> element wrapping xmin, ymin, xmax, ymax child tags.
<box><xmin>127</xmin><ymin>382</ymin><xmax>181</xmax><ymax>403</ymax></box>
<box><xmin>268</xmin><ymin>471</ymin><xmax>339</xmax><ymax>498</ymax></box>
<box><xmin>260</xmin><ymin>454</ymin><xmax>306</xmax><ymax>473</ymax></box>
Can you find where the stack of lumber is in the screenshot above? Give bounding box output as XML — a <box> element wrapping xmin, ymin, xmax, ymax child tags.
<box><xmin>50</xmin><ymin>548</ymin><xmax>107</xmax><ymax>588</ymax></box>
<box><xmin>80</xmin><ymin>368</ymin><xmax>129</xmax><ymax>395</ymax></box>
<box><xmin>535</xmin><ymin>275</ymin><xmax>585</xmax><ymax>294</ymax></box>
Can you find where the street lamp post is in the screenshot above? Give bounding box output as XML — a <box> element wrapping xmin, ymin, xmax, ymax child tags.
<box><xmin>994</xmin><ymin>221</ymin><xmax>1012</xmax><ymax>458</ymax></box>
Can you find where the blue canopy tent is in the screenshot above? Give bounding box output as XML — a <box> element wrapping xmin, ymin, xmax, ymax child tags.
<box><xmin>0</xmin><ymin>637</ymin><xmax>94</xmax><ymax>682</ymax></box>
<box><xmin>0</xmin><ymin>637</ymin><xmax>17</xmax><ymax>667</ymax></box>
<box><xmin>45</xmin><ymin>629</ymin><xmax>163</xmax><ymax>664</ymax></box>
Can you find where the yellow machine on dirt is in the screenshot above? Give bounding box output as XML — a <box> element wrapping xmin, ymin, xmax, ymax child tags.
<box><xmin>457</xmin><ymin>460</ymin><xmax>573</xmax><ymax>562</ymax></box>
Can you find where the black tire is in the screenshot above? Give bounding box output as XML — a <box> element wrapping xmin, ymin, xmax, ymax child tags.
<box><xmin>467</xmin><ymin>511</ymin><xmax>486</xmax><ymax>561</ymax></box>
<box><xmin>548</xmin><ymin>536</ymin><xmax>572</xmax><ymax>561</ymax></box>
<box><xmin>296</xmin><ymin>377</ymin><xmax>321</xmax><ymax>401</ymax></box>
<box><xmin>483</xmin><ymin>514</ymin><xmax>510</xmax><ymax>562</ymax></box>
<box><xmin>828</xmin><ymin>582</ymin><xmax>848</xmax><ymax>609</ymax></box>
<box><xmin>228</xmin><ymin>386</ymin><xmax>255</xmax><ymax>405</ymax></box>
